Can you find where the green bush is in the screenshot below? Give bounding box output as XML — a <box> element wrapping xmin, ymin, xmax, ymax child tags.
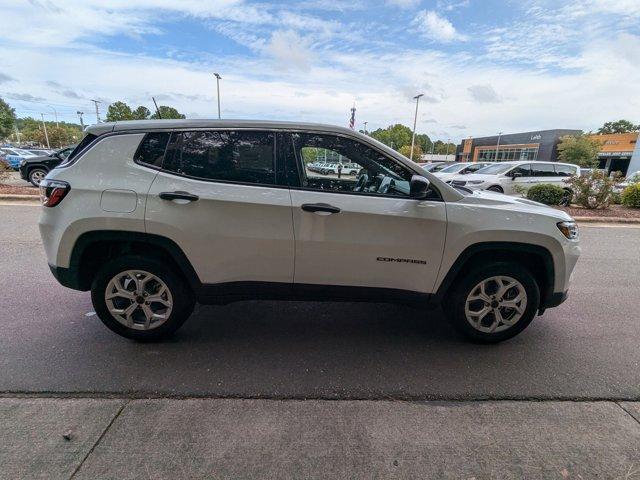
<box><xmin>622</xmin><ymin>184</ymin><xmax>640</xmax><ymax>208</ymax></box>
<box><xmin>565</xmin><ymin>170</ymin><xmax>622</xmax><ymax>209</ymax></box>
<box><xmin>526</xmin><ymin>184</ymin><xmax>566</xmax><ymax>205</ymax></box>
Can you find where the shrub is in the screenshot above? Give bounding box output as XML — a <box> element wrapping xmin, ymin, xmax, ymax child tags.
<box><xmin>526</xmin><ymin>184</ymin><xmax>566</xmax><ymax>205</ymax></box>
<box><xmin>564</xmin><ymin>170</ymin><xmax>621</xmax><ymax>209</ymax></box>
<box><xmin>0</xmin><ymin>159</ymin><xmax>11</xmax><ymax>182</ymax></box>
<box><xmin>622</xmin><ymin>184</ymin><xmax>640</xmax><ymax>208</ymax></box>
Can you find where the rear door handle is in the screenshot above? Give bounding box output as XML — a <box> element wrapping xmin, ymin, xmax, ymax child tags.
<box><xmin>159</xmin><ymin>191</ymin><xmax>199</xmax><ymax>202</ymax></box>
<box><xmin>301</xmin><ymin>203</ymin><xmax>341</xmax><ymax>214</ymax></box>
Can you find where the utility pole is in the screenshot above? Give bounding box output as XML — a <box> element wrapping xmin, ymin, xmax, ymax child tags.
<box><xmin>40</xmin><ymin>114</ymin><xmax>50</xmax><ymax>149</ymax></box>
<box><xmin>446</xmin><ymin>138</ymin><xmax>451</xmax><ymax>156</ymax></box>
<box><xmin>410</xmin><ymin>93</ymin><xmax>424</xmax><ymax>161</ymax></box>
<box><xmin>213</xmin><ymin>73</ymin><xmax>222</xmax><ymax>119</ymax></box>
<box><xmin>77</xmin><ymin>111</ymin><xmax>85</xmax><ymax>130</ymax></box>
<box><xmin>90</xmin><ymin>99</ymin><xmax>101</xmax><ymax>123</ymax></box>
<box><xmin>363</xmin><ymin>121</ymin><xmax>368</xmax><ymax>135</ymax></box>
<box><xmin>495</xmin><ymin>131</ymin><xmax>503</xmax><ymax>162</ymax></box>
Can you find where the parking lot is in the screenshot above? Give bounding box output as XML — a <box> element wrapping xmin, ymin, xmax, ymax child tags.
<box><xmin>2</xmin><ymin>203</ymin><xmax>640</xmax><ymax>478</ymax></box>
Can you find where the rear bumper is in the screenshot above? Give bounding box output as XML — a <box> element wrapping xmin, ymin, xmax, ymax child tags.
<box><xmin>48</xmin><ymin>264</ymin><xmax>86</xmax><ymax>291</ymax></box>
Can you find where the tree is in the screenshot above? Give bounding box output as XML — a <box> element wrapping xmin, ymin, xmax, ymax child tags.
<box><xmin>18</xmin><ymin>117</ymin><xmax>82</xmax><ymax>148</ymax></box>
<box><xmin>106</xmin><ymin>101</ymin><xmax>134</xmax><ymax>122</ymax></box>
<box><xmin>132</xmin><ymin>106</ymin><xmax>151</xmax><ymax>120</ymax></box>
<box><xmin>431</xmin><ymin>140</ymin><xmax>456</xmax><ymax>155</ymax></box>
<box><xmin>151</xmin><ymin>106</ymin><xmax>185</xmax><ymax>119</ymax></box>
<box><xmin>597</xmin><ymin>119</ymin><xmax>639</xmax><ymax>134</ymax></box>
<box><xmin>0</xmin><ymin>97</ymin><xmax>16</xmax><ymax>140</ymax></box>
<box><xmin>399</xmin><ymin>144</ymin><xmax>423</xmax><ymax>161</ymax></box>
<box><xmin>557</xmin><ymin>134</ymin><xmax>601</xmax><ymax>168</ymax></box>
<box><xmin>370</xmin><ymin>124</ymin><xmax>413</xmax><ymax>150</ymax></box>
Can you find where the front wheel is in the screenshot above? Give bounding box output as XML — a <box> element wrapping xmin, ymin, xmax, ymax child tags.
<box><xmin>445</xmin><ymin>262</ymin><xmax>540</xmax><ymax>343</ymax></box>
<box><xmin>91</xmin><ymin>255</ymin><xmax>195</xmax><ymax>341</ymax></box>
<box><xmin>487</xmin><ymin>185</ymin><xmax>503</xmax><ymax>193</ymax></box>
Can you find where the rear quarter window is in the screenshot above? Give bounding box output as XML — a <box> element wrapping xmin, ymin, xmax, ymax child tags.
<box><xmin>134</xmin><ymin>132</ymin><xmax>171</xmax><ymax>168</ymax></box>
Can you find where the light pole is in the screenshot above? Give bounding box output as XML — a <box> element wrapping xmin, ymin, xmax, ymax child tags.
<box><xmin>213</xmin><ymin>72</ymin><xmax>222</xmax><ymax>119</ymax></box>
<box><xmin>48</xmin><ymin>105</ymin><xmax>59</xmax><ymax>127</ymax></box>
<box><xmin>77</xmin><ymin>111</ymin><xmax>85</xmax><ymax>130</ymax></box>
<box><xmin>40</xmin><ymin>113</ymin><xmax>50</xmax><ymax>149</ymax></box>
<box><xmin>410</xmin><ymin>93</ymin><xmax>424</xmax><ymax>161</ymax></box>
<box><xmin>446</xmin><ymin>138</ymin><xmax>451</xmax><ymax>156</ymax></box>
<box><xmin>363</xmin><ymin>121</ymin><xmax>368</xmax><ymax>135</ymax></box>
<box><xmin>495</xmin><ymin>131</ymin><xmax>503</xmax><ymax>162</ymax></box>
<box><xmin>90</xmin><ymin>99</ymin><xmax>101</xmax><ymax>123</ymax></box>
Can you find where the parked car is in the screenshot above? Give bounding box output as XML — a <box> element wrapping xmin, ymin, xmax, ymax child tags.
<box><xmin>432</xmin><ymin>162</ymin><xmax>493</xmax><ymax>181</ymax></box>
<box><xmin>616</xmin><ymin>171</ymin><xmax>640</xmax><ymax>191</ymax></box>
<box><xmin>319</xmin><ymin>162</ymin><xmax>360</xmax><ymax>175</ymax></box>
<box><xmin>0</xmin><ymin>147</ymin><xmax>36</xmax><ymax>169</ymax></box>
<box><xmin>448</xmin><ymin>161</ymin><xmax>580</xmax><ymax>196</ymax></box>
<box><xmin>25</xmin><ymin>148</ymin><xmax>55</xmax><ymax>156</ymax></box>
<box><xmin>39</xmin><ymin>119</ymin><xmax>580</xmax><ymax>343</ymax></box>
<box><xmin>19</xmin><ymin>145</ymin><xmax>76</xmax><ymax>186</ymax></box>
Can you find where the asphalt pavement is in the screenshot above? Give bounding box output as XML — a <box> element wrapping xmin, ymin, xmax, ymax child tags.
<box><xmin>1</xmin><ymin>203</ymin><xmax>639</xmax><ymax>400</ymax></box>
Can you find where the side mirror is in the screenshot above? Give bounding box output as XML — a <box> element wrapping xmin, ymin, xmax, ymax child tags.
<box><xmin>511</xmin><ymin>172</ymin><xmax>522</xmax><ymax>179</ymax></box>
<box><xmin>410</xmin><ymin>175</ymin><xmax>430</xmax><ymax>199</ymax></box>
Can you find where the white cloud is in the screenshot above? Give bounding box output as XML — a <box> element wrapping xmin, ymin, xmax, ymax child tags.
<box><xmin>264</xmin><ymin>30</ymin><xmax>313</xmax><ymax>71</ymax></box>
<box><xmin>414</xmin><ymin>10</ymin><xmax>466</xmax><ymax>42</ymax></box>
<box><xmin>467</xmin><ymin>85</ymin><xmax>500</xmax><ymax>104</ymax></box>
<box><xmin>386</xmin><ymin>0</ymin><xmax>421</xmax><ymax>8</ymax></box>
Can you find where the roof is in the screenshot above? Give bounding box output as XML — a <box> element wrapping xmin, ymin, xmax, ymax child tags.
<box><xmin>85</xmin><ymin>119</ymin><xmax>360</xmax><ymax>137</ymax></box>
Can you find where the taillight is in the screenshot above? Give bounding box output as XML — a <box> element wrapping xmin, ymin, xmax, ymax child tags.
<box><xmin>39</xmin><ymin>179</ymin><xmax>71</xmax><ymax>207</ymax></box>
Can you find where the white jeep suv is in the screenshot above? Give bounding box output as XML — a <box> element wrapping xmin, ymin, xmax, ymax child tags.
<box><xmin>39</xmin><ymin>120</ymin><xmax>580</xmax><ymax>343</ymax></box>
<box><xmin>449</xmin><ymin>161</ymin><xmax>580</xmax><ymax>196</ymax></box>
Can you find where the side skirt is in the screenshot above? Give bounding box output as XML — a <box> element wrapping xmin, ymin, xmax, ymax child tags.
<box><xmin>196</xmin><ymin>282</ymin><xmax>434</xmax><ymax>308</ymax></box>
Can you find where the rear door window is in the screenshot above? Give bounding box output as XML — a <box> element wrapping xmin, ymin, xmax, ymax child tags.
<box><xmin>164</xmin><ymin>130</ymin><xmax>275</xmax><ymax>185</ymax></box>
<box><xmin>530</xmin><ymin>163</ymin><xmax>556</xmax><ymax>177</ymax></box>
<box><xmin>555</xmin><ymin>164</ymin><xmax>578</xmax><ymax>177</ymax></box>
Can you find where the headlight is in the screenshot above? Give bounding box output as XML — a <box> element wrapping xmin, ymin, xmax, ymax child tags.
<box><xmin>468</xmin><ymin>180</ymin><xmax>484</xmax><ymax>185</ymax></box>
<box><xmin>557</xmin><ymin>221</ymin><xmax>579</xmax><ymax>240</ymax></box>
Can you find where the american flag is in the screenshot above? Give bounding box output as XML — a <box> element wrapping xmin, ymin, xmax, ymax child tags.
<box><xmin>348</xmin><ymin>104</ymin><xmax>356</xmax><ymax>130</ymax></box>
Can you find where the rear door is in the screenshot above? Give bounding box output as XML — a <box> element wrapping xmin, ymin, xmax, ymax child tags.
<box><xmin>145</xmin><ymin>130</ymin><xmax>294</xmax><ymax>286</ymax></box>
<box><xmin>285</xmin><ymin>132</ymin><xmax>447</xmax><ymax>295</ymax></box>
<box><xmin>530</xmin><ymin>162</ymin><xmax>561</xmax><ymax>186</ymax></box>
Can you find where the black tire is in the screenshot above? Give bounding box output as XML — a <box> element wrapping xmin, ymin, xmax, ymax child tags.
<box><xmin>444</xmin><ymin>262</ymin><xmax>540</xmax><ymax>343</ymax></box>
<box><xmin>91</xmin><ymin>255</ymin><xmax>195</xmax><ymax>341</ymax></box>
<box><xmin>487</xmin><ymin>185</ymin><xmax>503</xmax><ymax>193</ymax></box>
<box><xmin>28</xmin><ymin>168</ymin><xmax>48</xmax><ymax>187</ymax></box>
<box><xmin>560</xmin><ymin>188</ymin><xmax>573</xmax><ymax>206</ymax></box>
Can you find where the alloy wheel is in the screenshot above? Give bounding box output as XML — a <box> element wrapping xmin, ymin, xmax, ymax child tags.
<box><xmin>104</xmin><ymin>270</ymin><xmax>173</xmax><ymax>330</ymax></box>
<box><xmin>464</xmin><ymin>275</ymin><xmax>527</xmax><ymax>333</ymax></box>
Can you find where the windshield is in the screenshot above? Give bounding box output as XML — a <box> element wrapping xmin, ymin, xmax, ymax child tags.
<box><xmin>475</xmin><ymin>163</ymin><xmax>516</xmax><ymax>175</ymax></box>
<box><xmin>439</xmin><ymin>163</ymin><xmax>466</xmax><ymax>173</ymax></box>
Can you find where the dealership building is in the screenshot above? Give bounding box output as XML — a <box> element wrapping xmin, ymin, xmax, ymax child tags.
<box><xmin>455</xmin><ymin>129</ymin><xmax>581</xmax><ymax>164</ymax></box>
<box><xmin>456</xmin><ymin>130</ymin><xmax>639</xmax><ymax>175</ymax></box>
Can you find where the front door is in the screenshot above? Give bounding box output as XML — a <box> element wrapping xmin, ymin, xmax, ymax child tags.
<box><xmin>286</xmin><ymin>132</ymin><xmax>447</xmax><ymax>294</ymax></box>
<box><xmin>145</xmin><ymin>130</ymin><xmax>294</xmax><ymax>286</ymax></box>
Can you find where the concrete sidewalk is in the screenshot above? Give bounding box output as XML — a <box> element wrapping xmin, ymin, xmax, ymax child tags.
<box><xmin>2</xmin><ymin>398</ymin><xmax>640</xmax><ymax>479</ymax></box>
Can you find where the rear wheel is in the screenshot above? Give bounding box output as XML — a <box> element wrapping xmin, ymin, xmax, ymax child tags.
<box><xmin>91</xmin><ymin>255</ymin><xmax>195</xmax><ymax>341</ymax></box>
<box><xmin>445</xmin><ymin>262</ymin><xmax>540</xmax><ymax>343</ymax></box>
<box><xmin>560</xmin><ymin>188</ymin><xmax>573</xmax><ymax>206</ymax></box>
<box><xmin>28</xmin><ymin>168</ymin><xmax>47</xmax><ymax>187</ymax></box>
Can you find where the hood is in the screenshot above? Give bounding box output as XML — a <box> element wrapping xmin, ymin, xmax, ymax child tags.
<box><xmin>24</xmin><ymin>154</ymin><xmax>54</xmax><ymax>163</ymax></box>
<box><xmin>455</xmin><ymin>189</ymin><xmax>573</xmax><ymax>221</ymax></box>
<box><xmin>450</xmin><ymin>173</ymin><xmax>496</xmax><ymax>182</ymax></box>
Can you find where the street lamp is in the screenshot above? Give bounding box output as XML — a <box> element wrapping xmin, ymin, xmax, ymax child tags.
<box><xmin>77</xmin><ymin>111</ymin><xmax>85</xmax><ymax>130</ymax></box>
<box><xmin>40</xmin><ymin>113</ymin><xmax>50</xmax><ymax>149</ymax></box>
<box><xmin>47</xmin><ymin>105</ymin><xmax>59</xmax><ymax>127</ymax></box>
<box><xmin>495</xmin><ymin>131</ymin><xmax>503</xmax><ymax>162</ymax></box>
<box><xmin>363</xmin><ymin>121</ymin><xmax>368</xmax><ymax>135</ymax></box>
<box><xmin>213</xmin><ymin>72</ymin><xmax>222</xmax><ymax>119</ymax></box>
<box><xmin>410</xmin><ymin>93</ymin><xmax>424</xmax><ymax>161</ymax></box>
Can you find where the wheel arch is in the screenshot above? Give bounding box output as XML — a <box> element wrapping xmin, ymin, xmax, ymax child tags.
<box><xmin>435</xmin><ymin>242</ymin><xmax>555</xmax><ymax>309</ymax></box>
<box><xmin>64</xmin><ymin>231</ymin><xmax>201</xmax><ymax>292</ymax></box>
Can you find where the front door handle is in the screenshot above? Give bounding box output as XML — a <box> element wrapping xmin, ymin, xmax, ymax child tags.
<box><xmin>301</xmin><ymin>203</ymin><xmax>341</xmax><ymax>214</ymax></box>
<box><xmin>159</xmin><ymin>191</ymin><xmax>199</xmax><ymax>202</ymax></box>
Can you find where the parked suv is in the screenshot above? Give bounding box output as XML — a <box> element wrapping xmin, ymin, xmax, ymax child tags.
<box><xmin>39</xmin><ymin>120</ymin><xmax>580</xmax><ymax>343</ymax></box>
<box><xmin>19</xmin><ymin>146</ymin><xmax>75</xmax><ymax>186</ymax></box>
<box><xmin>448</xmin><ymin>161</ymin><xmax>580</xmax><ymax>196</ymax></box>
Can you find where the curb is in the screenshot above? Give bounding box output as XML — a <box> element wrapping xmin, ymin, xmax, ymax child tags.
<box><xmin>0</xmin><ymin>194</ymin><xmax>40</xmax><ymax>203</ymax></box>
<box><xmin>573</xmin><ymin>216</ymin><xmax>640</xmax><ymax>224</ymax></box>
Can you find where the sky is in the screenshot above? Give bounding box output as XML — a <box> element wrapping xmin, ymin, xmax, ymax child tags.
<box><xmin>0</xmin><ymin>0</ymin><xmax>639</xmax><ymax>142</ymax></box>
